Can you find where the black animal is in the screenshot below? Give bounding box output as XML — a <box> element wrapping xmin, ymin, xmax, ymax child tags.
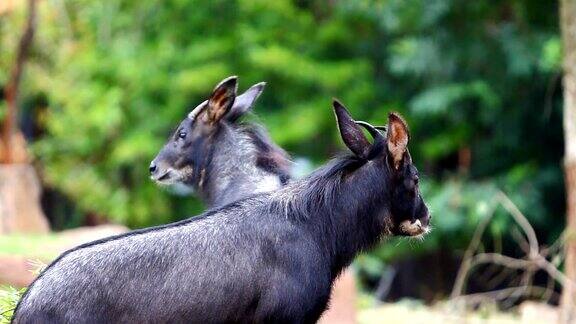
<box><xmin>150</xmin><ymin>76</ymin><xmax>291</xmax><ymax>207</ymax></box>
<box><xmin>13</xmin><ymin>100</ymin><xmax>430</xmax><ymax>324</ymax></box>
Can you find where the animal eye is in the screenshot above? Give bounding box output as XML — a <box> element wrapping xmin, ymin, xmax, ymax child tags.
<box><xmin>178</xmin><ymin>131</ymin><xmax>186</xmax><ymax>139</ymax></box>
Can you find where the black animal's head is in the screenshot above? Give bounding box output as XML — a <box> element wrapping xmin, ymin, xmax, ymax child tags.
<box><xmin>333</xmin><ymin>100</ymin><xmax>431</xmax><ymax>237</ymax></box>
<box><xmin>150</xmin><ymin>76</ymin><xmax>265</xmax><ymax>190</ymax></box>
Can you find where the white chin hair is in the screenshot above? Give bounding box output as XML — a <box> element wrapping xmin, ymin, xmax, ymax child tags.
<box><xmin>167</xmin><ymin>182</ymin><xmax>195</xmax><ymax>196</ymax></box>
<box><xmin>399</xmin><ymin>219</ymin><xmax>427</xmax><ymax>236</ymax></box>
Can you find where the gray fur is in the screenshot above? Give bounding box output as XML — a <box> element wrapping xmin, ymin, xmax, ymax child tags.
<box><xmin>150</xmin><ymin>76</ymin><xmax>291</xmax><ymax>208</ymax></box>
<box><xmin>13</xmin><ymin>99</ymin><xmax>430</xmax><ymax>324</ymax></box>
<box><xmin>202</xmin><ymin>123</ymin><xmax>286</xmax><ymax>206</ymax></box>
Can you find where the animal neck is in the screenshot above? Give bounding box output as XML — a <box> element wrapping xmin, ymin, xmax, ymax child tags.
<box><xmin>281</xmin><ymin>157</ymin><xmax>392</xmax><ymax>278</ymax></box>
<box><xmin>200</xmin><ymin>125</ymin><xmax>289</xmax><ymax>208</ymax></box>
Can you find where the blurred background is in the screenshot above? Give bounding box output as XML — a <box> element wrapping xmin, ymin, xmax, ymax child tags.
<box><xmin>0</xmin><ymin>0</ymin><xmax>569</xmax><ymax>323</ymax></box>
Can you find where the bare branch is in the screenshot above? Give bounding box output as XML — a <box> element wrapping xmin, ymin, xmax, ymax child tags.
<box><xmin>452</xmin><ymin>286</ymin><xmax>561</xmax><ymax>306</ymax></box>
<box><xmin>450</xmin><ymin>200</ymin><xmax>499</xmax><ymax>298</ymax></box>
<box><xmin>496</xmin><ymin>191</ymin><xmax>540</xmax><ymax>258</ymax></box>
<box><xmin>469</xmin><ymin>253</ymin><xmax>532</xmax><ymax>271</ymax></box>
<box><xmin>450</xmin><ymin>190</ymin><xmax>576</xmax><ymax>314</ymax></box>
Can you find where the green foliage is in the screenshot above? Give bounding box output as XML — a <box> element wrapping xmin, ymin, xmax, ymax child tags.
<box><xmin>0</xmin><ymin>286</ymin><xmax>25</xmax><ymax>324</ymax></box>
<box><xmin>0</xmin><ymin>0</ymin><xmax>564</xmax><ymax>275</ymax></box>
<box><xmin>0</xmin><ymin>234</ymin><xmax>66</xmax><ymax>260</ymax></box>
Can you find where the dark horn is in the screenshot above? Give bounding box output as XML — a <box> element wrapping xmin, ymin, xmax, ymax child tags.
<box><xmin>355</xmin><ymin>121</ymin><xmax>385</xmax><ymax>143</ymax></box>
<box><xmin>374</xmin><ymin>125</ymin><xmax>387</xmax><ymax>133</ymax></box>
<box><xmin>355</xmin><ymin>121</ymin><xmax>385</xmax><ymax>158</ymax></box>
<box><xmin>188</xmin><ymin>100</ymin><xmax>208</xmax><ymax>120</ymax></box>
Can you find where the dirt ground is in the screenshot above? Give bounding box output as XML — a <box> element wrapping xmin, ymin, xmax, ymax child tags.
<box><xmin>358</xmin><ymin>301</ymin><xmax>558</xmax><ymax>324</ymax></box>
<box><xmin>0</xmin><ymin>225</ymin><xmax>128</xmax><ymax>287</ymax></box>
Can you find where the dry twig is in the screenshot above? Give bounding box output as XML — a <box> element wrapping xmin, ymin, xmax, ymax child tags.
<box><xmin>450</xmin><ymin>190</ymin><xmax>575</xmax><ymax>311</ymax></box>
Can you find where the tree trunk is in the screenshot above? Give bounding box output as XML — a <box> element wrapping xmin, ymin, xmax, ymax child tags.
<box><xmin>1</xmin><ymin>0</ymin><xmax>36</xmax><ymax>164</ymax></box>
<box><xmin>0</xmin><ymin>0</ymin><xmax>48</xmax><ymax>234</ymax></box>
<box><xmin>561</xmin><ymin>0</ymin><xmax>576</xmax><ymax>322</ymax></box>
<box><xmin>0</xmin><ymin>164</ymin><xmax>48</xmax><ymax>234</ymax></box>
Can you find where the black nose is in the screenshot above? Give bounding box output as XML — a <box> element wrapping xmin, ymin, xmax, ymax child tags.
<box><xmin>149</xmin><ymin>163</ymin><xmax>157</xmax><ymax>174</ymax></box>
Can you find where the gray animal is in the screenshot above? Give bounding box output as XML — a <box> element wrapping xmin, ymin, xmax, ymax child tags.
<box><xmin>13</xmin><ymin>98</ymin><xmax>430</xmax><ymax>323</ymax></box>
<box><xmin>149</xmin><ymin>76</ymin><xmax>290</xmax><ymax>208</ymax></box>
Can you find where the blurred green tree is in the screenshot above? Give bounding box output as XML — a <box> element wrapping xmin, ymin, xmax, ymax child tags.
<box><xmin>0</xmin><ymin>0</ymin><xmax>564</xmax><ymax>272</ymax></box>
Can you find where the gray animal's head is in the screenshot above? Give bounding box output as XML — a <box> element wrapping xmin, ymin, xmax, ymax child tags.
<box><xmin>150</xmin><ymin>76</ymin><xmax>291</xmax><ymax>205</ymax></box>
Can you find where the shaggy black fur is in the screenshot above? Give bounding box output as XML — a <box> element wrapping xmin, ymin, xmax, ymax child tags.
<box><xmin>13</xmin><ymin>100</ymin><xmax>430</xmax><ymax>324</ymax></box>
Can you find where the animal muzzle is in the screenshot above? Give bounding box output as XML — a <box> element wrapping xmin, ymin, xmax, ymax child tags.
<box><xmin>399</xmin><ymin>209</ymin><xmax>431</xmax><ymax>237</ymax></box>
<box><xmin>149</xmin><ymin>160</ymin><xmax>173</xmax><ymax>183</ymax></box>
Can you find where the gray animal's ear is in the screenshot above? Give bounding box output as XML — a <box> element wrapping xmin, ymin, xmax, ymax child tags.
<box><xmin>386</xmin><ymin>112</ymin><xmax>410</xmax><ymax>170</ymax></box>
<box><xmin>226</xmin><ymin>82</ymin><xmax>266</xmax><ymax>122</ymax></box>
<box><xmin>206</xmin><ymin>76</ymin><xmax>238</xmax><ymax>124</ymax></box>
<box><xmin>333</xmin><ymin>99</ymin><xmax>371</xmax><ymax>158</ymax></box>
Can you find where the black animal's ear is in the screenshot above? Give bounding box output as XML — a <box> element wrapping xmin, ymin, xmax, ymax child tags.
<box><xmin>226</xmin><ymin>82</ymin><xmax>266</xmax><ymax>122</ymax></box>
<box><xmin>386</xmin><ymin>112</ymin><xmax>410</xmax><ymax>170</ymax></box>
<box><xmin>333</xmin><ymin>100</ymin><xmax>371</xmax><ymax>158</ymax></box>
<box><xmin>206</xmin><ymin>76</ymin><xmax>238</xmax><ymax>124</ymax></box>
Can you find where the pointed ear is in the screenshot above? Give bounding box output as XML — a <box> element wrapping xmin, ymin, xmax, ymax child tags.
<box><xmin>333</xmin><ymin>100</ymin><xmax>371</xmax><ymax>158</ymax></box>
<box><xmin>206</xmin><ymin>76</ymin><xmax>238</xmax><ymax>124</ymax></box>
<box><xmin>386</xmin><ymin>112</ymin><xmax>410</xmax><ymax>169</ymax></box>
<box><xmin>226</xmin><ymin>82</ymin><xmax>266</xmax><ymax>122</ymax></box>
